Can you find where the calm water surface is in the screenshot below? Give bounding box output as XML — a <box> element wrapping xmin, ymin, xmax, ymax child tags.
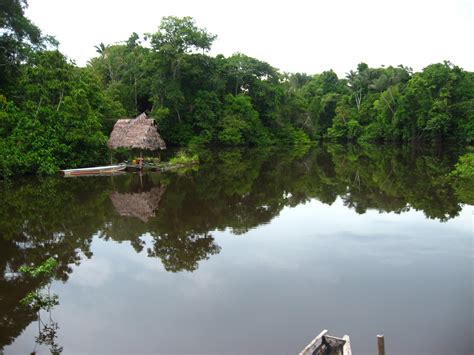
<box><xmin>1</xmin><ymin>145</ymin><xmax>472</xmax><ymax>355</ymax></box>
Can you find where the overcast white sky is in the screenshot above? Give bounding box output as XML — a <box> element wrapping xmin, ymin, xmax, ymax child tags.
<box><xmin>25</xmin><ymin>0</ymin><xmax>473</xmax><ymax>76</ymax></box>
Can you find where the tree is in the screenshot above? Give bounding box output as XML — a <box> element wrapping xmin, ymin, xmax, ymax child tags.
<box><xmin>0</xmin><ymin>50</ymin><xmax>125</xmax><ymax>176</ymax></box>
<box><xmin>0</xmin><ymin>0</ymin><xmax>51</xmax><ymax>93</ymax></box>
<box><xmin>218</xmin><ymin>94</ymin><xmax>270</xmax><ymax>145</ymax></box>
<box><xmin>144</xmin><ymin>17</ymin><xmax>217</xmax><ymax>144</ymax></box>
<box><xmin>395</xmin><ymin>62</ymin><xmax>473</xmax><ymax>142</ymax></box>
<box><xmin>149</xmin><ymin>16</ymin><xmax>216</xmax><ymax>55</ymax></box>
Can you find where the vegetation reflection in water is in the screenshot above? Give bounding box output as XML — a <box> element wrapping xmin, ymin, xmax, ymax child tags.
<box><xmin>0</xmin><ymin>144</ymin><xmax>472</xmax><ymax>352</ymax></box>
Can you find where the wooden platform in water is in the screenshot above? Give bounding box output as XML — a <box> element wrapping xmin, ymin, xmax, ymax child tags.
<box><xmin>125</xmin><ymin>161</ymin><xmax>199</xmax><ymax>172</ymax></box>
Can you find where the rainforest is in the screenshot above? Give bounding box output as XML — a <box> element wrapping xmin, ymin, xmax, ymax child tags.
<box><xmin>1</xmin><ymin>2</ymin><xmax>473</xmax><ymax>178</ymax></box>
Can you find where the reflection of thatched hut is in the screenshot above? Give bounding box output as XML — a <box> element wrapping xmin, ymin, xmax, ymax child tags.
<box><xmin>108</xmin><ymin>113</ymin><xmax>166</xmax><ymax>151</ymax></box>
<box><xmin>109</xmin><ymin>185</ymin><xmax>167</xmax><ymax>222</ymax></box>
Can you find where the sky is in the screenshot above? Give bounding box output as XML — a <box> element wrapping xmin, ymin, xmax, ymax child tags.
<box><xmin>25</xmin><ymin>0</ymin><xmax>474</xmax><ymax>76</ymax></box>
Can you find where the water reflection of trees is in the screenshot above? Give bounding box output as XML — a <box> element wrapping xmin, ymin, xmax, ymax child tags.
<box><xmin>0</xmin><ymin>144</ymin><xmax>470</xmax><ymax>351</ymax></box>
<box><xmin>324</xmin><ymin>145</ymin><xmax>464</xmax><ymax>220</ymax></box>
<box><xmin>0</xmin><ymin>178</ymin><xmax>107</xmax><ymax>350</ymax></box>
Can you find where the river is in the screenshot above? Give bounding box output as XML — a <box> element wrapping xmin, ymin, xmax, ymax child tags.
<box><xmin>1</xmin><ymin>144</ymin><xmax>472</xmax><ymax>355</ymax></box>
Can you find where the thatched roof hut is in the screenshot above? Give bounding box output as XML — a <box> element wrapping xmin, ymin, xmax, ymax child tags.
<box><xmin>109</xmin><ymin>185</ymin><xmax>167</xmax><ymax>222</ymax></box>
<box><xmin>108</xmin><ymin>113</ymin><xmax>166</xmax><ymax>151</ymax></box>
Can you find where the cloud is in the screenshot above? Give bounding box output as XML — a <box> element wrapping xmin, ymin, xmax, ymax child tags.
<box><xmin>69</xmin><ymin>257</ymin><xmax>112</xmax><ymax>287</ymax></box>
<box><xmin>25</xmin><ymin>0</ymin><xmax>474</xmax><ymax>75</ymax></box>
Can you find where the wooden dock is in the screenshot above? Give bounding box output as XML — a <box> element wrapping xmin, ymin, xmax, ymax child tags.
<box><xmin>125</xmin><ymin>161</ymin><xmax>198</xmax><ymax>172</ymax></box>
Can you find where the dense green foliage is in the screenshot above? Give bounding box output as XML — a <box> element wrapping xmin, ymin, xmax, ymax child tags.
<box><xmin>450</xmin><ymin>152</ymin><xmax>474</xmax><ymax>204</ymax></box>
<box><xmin>0</xmin><ymin>0</ymin><xmax>44</xmax><ymax>91</ymax></box>
<box><xmin>0</xmin><ymin>50</ymin><xmax>125</xmax><ymax>176</ymax></box>
<box><xmin>1</xmin><ymin>7</ymin><xmax>473</xmax><ymax>177</ymax></box>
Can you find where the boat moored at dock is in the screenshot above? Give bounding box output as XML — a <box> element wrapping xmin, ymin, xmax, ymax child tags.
<box><xmin>60</xmin><ymin>164</ymin><xmax>126</xmax><ymax>177</ymax></box>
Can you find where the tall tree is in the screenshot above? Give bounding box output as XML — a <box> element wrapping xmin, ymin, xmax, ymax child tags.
<box><xmin>0</xmin><ymin>0</ymin><xmax>48</xmax><ymax>94</ymax></box>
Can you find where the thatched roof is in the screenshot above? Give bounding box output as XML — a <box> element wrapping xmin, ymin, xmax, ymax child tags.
<box><xmin>109</xmin><ymin>185</ymin><xmax>167</xmax><ymax>222</ymax></box>
<box><xmin>108</xmin><ymin>113</ymin><xmax>166</xmax><ymax>150</ymax></box>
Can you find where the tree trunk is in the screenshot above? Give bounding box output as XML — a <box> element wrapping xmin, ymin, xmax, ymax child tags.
<box><xmin>56</xmin><ymin>90</ymin><xmax>64</xmax><ymax>112</ymax></box>
<box><xmin>381</xmin><ymin>93</ymin><xmax>394</xmax><ymax>114</ymax></box>
<box><xmin>355</xmin><ymin>89</ymin><xmax>362</xmax><ymax>111</ymax></box>
<box><xmin>175</xmin><ymin>107</ymin><xmax>181</xmax><ymax>122</ymax></box>
<box><xmin>134</xmin><ymin>75</ymin><xmax>138</xmax><ymax>113</ymax></box>
<box><xmin>35</xmin><ymin>97</ymin><xmax>43</xmax><ymax>119</ymax></box>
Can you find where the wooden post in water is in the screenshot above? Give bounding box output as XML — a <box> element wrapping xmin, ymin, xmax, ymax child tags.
<box><xmin>377</xmin><ymin>335</ymin><xmax>385</xmax><ymax>355</ymax></box>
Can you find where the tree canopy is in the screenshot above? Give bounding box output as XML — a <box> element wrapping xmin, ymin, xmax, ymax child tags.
<box><xmin>0</xmin><ymin>12</ymin><xmax>473</xmax><ymax>177</ymax></box>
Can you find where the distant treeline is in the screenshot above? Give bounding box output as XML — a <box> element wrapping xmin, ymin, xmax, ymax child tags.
<box><xmin>1</xmin><ymin>2</ymin><xmax>473</xmax><ymax>176</ymax></box>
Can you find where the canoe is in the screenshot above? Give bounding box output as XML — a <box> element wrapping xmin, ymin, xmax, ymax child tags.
<box><xmin>61</xmin><ymin>164</ymin><xmax>126</xmax><ymax>177</ymax></box>
<box><xmin>299</xmin><ymin>330</ymin><xmax>352</xmax><ymax>355</ymax></box>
